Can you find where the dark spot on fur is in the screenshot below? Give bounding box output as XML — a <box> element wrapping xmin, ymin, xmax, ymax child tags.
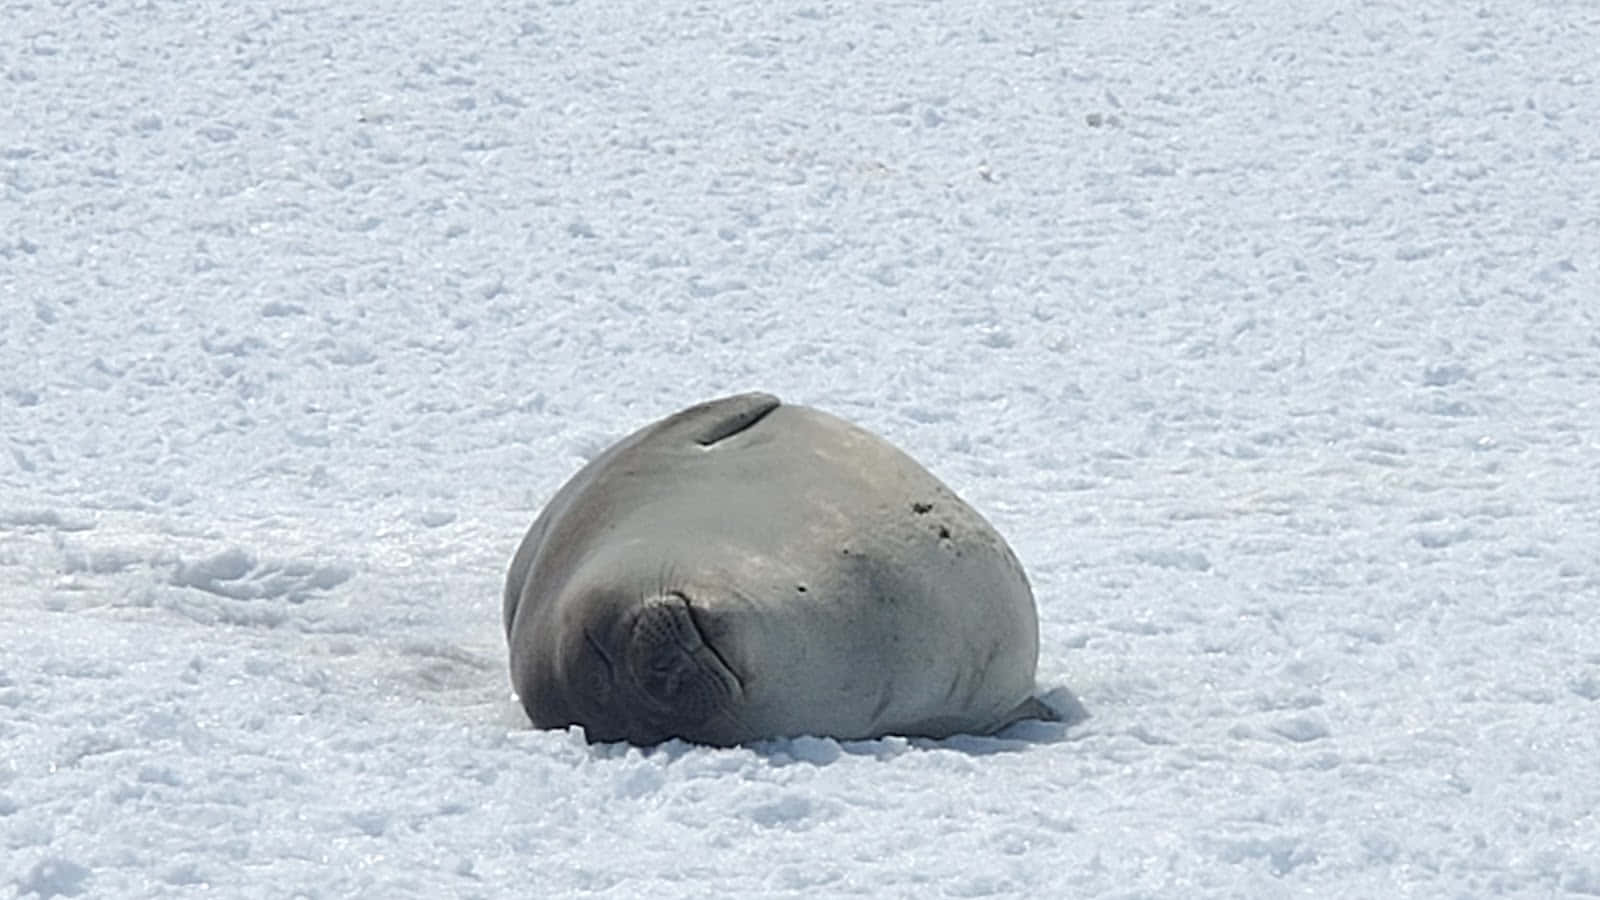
<box><xmin>795</xmin><ymin>584</ymin><xmax>808</xmax><ymax>593</ymax></box>
<box><xmin>912</xmin><ymin>501</ymin><xmax>932</xmax><ymax>514</ymax></box>
<box><xmin>938</xmin><ymin>525</ymin><xmax>951</xmax><ymax>540</ymax></box>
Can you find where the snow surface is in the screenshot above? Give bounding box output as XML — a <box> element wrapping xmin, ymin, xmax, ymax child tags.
<box><xmin>4</xmin><ymin>0</ymin><xmax>1599</xmax><ymax>896</ymax></box>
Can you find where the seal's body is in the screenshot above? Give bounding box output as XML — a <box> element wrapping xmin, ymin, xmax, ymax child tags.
<box><xmin>503</xmin><ymin>392</ymin><xmax>1052</xmax><ymax>745</ymax></box>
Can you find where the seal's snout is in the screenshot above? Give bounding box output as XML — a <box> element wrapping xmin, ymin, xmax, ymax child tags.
<box><xmin>626</xmin><ymin>592</ymin><xmax>740</xmax><ymax>728</ymax></box>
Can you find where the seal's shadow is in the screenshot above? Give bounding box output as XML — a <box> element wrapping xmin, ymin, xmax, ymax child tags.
<box><xmin>746</xmin><ymin>686</ymin><xmax>1091</xmax><ymax>764</ymax></box>
<box><xmin>949</xmin><ymin>685</ymin><xmax>1091</xmax><ymax>751</ymax></box>
<box><xmin>560</xmin><ymin>688</ymin><xmax>1090</xmax><ymax>764</ymax></box>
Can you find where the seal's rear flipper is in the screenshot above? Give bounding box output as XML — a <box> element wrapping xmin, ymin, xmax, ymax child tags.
<box><xmin>1037</xmin><ymin>686</ymin><xmax>1091</xmax><ymax>726</ymax></box>
<box><xmin>1000</xmin><ymin>687</ymin><xmax>1090</xmax><ymax>730</ymax></box>
<box><xmin>663</xmin><ymin>392</ymin><xmax>781</xmax><ymax>446</ymax></box>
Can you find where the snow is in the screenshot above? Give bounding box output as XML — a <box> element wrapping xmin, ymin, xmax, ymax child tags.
<box><xmin>3</xmin><ymin>0</ymin><xmax>1598</xmax><ymax>896</ymax></box>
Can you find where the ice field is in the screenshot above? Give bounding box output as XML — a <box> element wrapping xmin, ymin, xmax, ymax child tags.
<box><xmin>3</xmin><ymin>1</ymin><xmax>1599</xmax><ymax>896</ymax></box>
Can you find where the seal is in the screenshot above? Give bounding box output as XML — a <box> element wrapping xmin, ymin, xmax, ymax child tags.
<box><xmin>503</xmin><ymin>392</ymin><xmax>1057</xmax><ymax>745</ymax></box>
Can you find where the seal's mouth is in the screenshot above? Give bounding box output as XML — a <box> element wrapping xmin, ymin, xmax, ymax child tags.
<box><xmin>625</xmin><ymin>591</ymin><xmax>743</xmax><ymax>727</ymax></box>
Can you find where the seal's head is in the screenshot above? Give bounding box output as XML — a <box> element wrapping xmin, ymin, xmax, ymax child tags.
<box><xmin>528</xmin><ymin>588</ymin><xmax>746</xmax><ymax>745</ymax></box>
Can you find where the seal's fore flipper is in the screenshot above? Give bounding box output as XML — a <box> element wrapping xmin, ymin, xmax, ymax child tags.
<box><xmin>656</xmin><ymin>392</ymin><xmax>781</xmax><ymax>446</ymax></box>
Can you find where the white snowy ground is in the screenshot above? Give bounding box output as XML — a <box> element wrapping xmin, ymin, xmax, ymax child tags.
<box><xmin>4</xmin><ymin>0</ymin><xmax>1598</xmax><ymax>896</ymax></box>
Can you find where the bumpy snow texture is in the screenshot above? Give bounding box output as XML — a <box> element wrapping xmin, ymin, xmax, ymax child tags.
<box><xmin>4</xmin><ymin>2</ymin><xmax>1598</xmax><ymax>897</ymax></box>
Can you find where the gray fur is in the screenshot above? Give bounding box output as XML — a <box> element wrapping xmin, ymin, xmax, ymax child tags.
<box><xmin>503</xmin><ymin>392</ymin><xmax>1055</xmax><ymax>745</ymax></box>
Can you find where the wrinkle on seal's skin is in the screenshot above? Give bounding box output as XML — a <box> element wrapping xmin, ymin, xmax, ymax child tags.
<box><xmin>682</xmin><ymin>596</ymin><xmax>744</xmax><ymax>692</ymax></box>
<box><xmin>583</xmin><ymin>630</ymin><xmax>616</xmax><ymax>678</ymax></box>
<box><xmin>708</xmin><ymin>703</ymin><xmax>759</xmax><ymax>747</ymax></box>
<box><xmin>941</xmin><ymin>668</ymin><xmax>963</xmax><ymax>704</ymax></box>
<box><xmin>870</xmin><ymin>680</ymin><xmax>895</xmax><ymax>724</ymax></box>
